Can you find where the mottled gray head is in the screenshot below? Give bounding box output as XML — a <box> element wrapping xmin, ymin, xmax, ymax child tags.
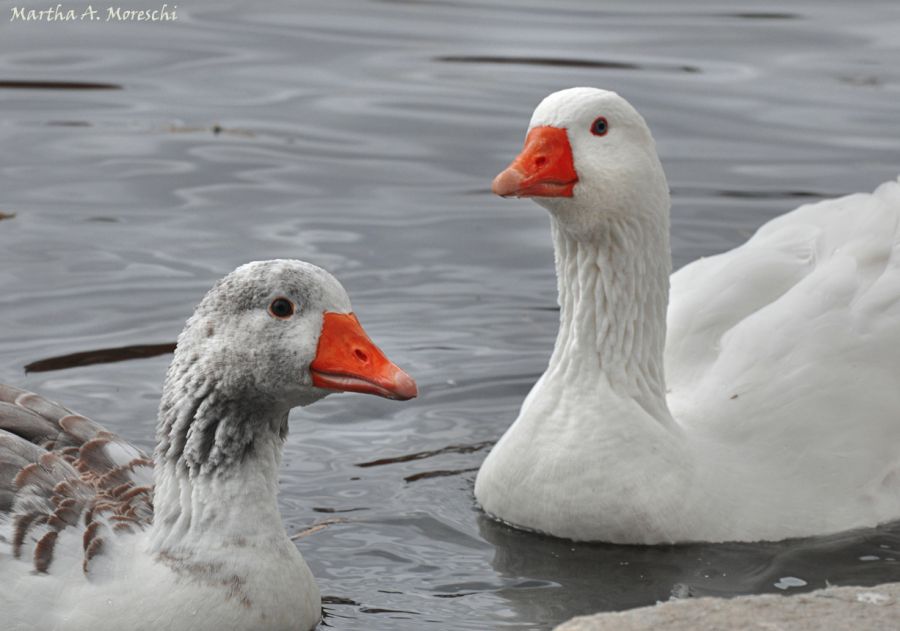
<box><xmin>175</xmin><ymin>259</ymin><xmax>416</xmax><ymax>410</ymax></box>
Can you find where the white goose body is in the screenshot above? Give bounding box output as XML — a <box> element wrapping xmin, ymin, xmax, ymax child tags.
<box><xmin>475</xmin><ymin>87</ymin><xmax>900</xmax><ymax>544</ymax></box>
<box><xmin>0</xmin><ymin>260</ymin><xmax>416</xmax><ymax>630</ymax></box>
<box><xmin>5</xmin><ymin>480</ymin><xmax>317</xmax><ymax>631</ymax></box>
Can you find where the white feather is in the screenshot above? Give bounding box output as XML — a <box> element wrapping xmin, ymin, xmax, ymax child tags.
<box><xmin>476</xmin><ymin>87</ymin><xmax>900</xmax><ymax>543</ymax></box>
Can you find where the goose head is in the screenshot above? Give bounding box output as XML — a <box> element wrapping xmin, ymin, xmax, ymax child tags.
<box><xmin>174</xmin><ymin>259</ymin><xmax>417</xmax><ymax>410</ymax></box>
<box><xmin>492</xmin><ymin>87</ymin><xmax>670</xmax><ymax>238</ymax></box>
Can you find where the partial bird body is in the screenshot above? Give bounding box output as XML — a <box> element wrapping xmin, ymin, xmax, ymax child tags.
<box><xmin>476</xmin><ymin>87</ymin><xmax>900</xmax><ymax>543</ymax></box>
<box><xmin>0</xmin><ymin>259</ymin><xmax>416</xmax><ymax>630</ymax></box>
<box><xmin>667</xmin><ymin>179</ymin><xmax>900</xmax><ymax>537</ymax></box>
<box><xmin>0</xmin><ymin>384</ymin><xmax>300</xmax><ymax>631</ymax></box>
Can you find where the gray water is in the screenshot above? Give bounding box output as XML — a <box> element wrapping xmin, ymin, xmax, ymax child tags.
<box><xmin>2</xmin><ymin>1</ymin><xmax>900</xmax><ymax>629</ymax></box>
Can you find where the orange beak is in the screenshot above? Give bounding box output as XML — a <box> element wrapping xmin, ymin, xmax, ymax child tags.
<box><xmin>491</xmin><ymin>126</ymin><xmax>578</xmax><ymax>198</ymax></box>
<box><xmin>310</xmin><ymin>312</ymin><xmax>417</xmax><ymax>401</ymax></box>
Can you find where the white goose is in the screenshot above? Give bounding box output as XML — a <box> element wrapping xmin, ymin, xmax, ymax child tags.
<box><xmin>0</xmin><ymin>259</ymin><xmax>416</xmax><ymax>631</ymax></box>
<box><xmin>475</xmin><ymin>87</ymin><xmax>900</xmax><ymax>544</ymax></box>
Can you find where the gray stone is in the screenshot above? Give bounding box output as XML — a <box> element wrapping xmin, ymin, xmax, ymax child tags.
<box><xmin>555</xmin><ymin>582</ymin><xmax>900</xmax><ymax>631</ymax></box>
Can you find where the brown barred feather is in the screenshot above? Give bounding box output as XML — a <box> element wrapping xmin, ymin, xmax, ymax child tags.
<box><xmin>110</xmin><ymin>482</ymin><xmax>133</xmax><ymax>498</ymax></box>
<box><xmin>0</xmin><ymin>432</ymin><xmax>48</xmax><ymax>465</ymax></box>
<box><xmin>0</xmin><ymin>386</ymin><xmax>153</xmax><ymax>574</ymax></box>
<box><xmin>117</xmin><ymin>485</ymin><xmax>151</xmax><ymax>503</ymax></box>
<box><xmin>39</xmin><ymin>452</ymin><xmax>80</xmax><ymax>481</ymax></box>
<box><xmin>14</xmin><ymin>392</ymin><xmax>72</xmax><ymax>424</ymax></box>
<box><xmin>0</xmin><ymin>383</ymin><xmax>30</xmax><ymax>404</ymax></box>
<box><xmin>0</xmin><ymin>461</ymin><xmax>22</xmax><ymax>489</ymax></box>
<box><xmin>34</xmin><ymin>530</ymin><xmax>59</xmax><ymax>573</ymax></box>
<box><xmin>13</xmin><ymin>462</ymin><xmax>58</xmax><ymax>491</ymax></box>
<box><xmin>13</xmin><ymin>512</ymin><xmax>47</xmax><ymax>558</ymax></box>
<box><xmin>56</xmin><ymin>497</ymin><xmax>77</xmax><ymax>510</ymax></box>
<box><xmin>95</xmin><ymin>466</ymin><xmax>138</xmax><ymax>490</ymax></box>
<box><xmin>53</xmin><ymin>480</ymin><xmax>77</xmax><ymax>498</ymax></box>
<box><xmin>48</xmin><ymin>502</ymin><xmax>81</xmax><ymax>529</ymax></box>
<box><xmin>82</xmin><ymin>506</ymin><xmax>95</xmax><ymax>527</ymax></box>
<box><xmin>59</xmin><ymin>446</ymin><xmax>80</xmax><ymax>462</ymax></box>
<box><xmin>83</xmin><ymin>536</ymin><xmax>104</xmax><ymax>574</ymax></box>
<box><xmin>58</xmin><ymin>414</ymin><xmax>106</xmax><ymax>443</ymax></box>
<box><xmin>0</xmin><ymin>402</ymin><xmax>62</xmax><ymax>445</ymax></box>
<box><xmin>75</xmin><ymin>438</ymin><xmax>113</xmax><ymax>473</ymax></box>
<box><xmin>83</xmin><ymin>520</ymin><xmax>102</xmax><ymax>549</ymax></box>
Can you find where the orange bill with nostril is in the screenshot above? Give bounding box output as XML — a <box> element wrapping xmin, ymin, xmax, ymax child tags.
<box><xmin>310</xmin><ymin>312</ymin><xmax>417</xmax><ymax>401</ymax></box>
<box><xmin>491</xmin><ymin>126</ymin><xmax>578</xmax><ymax>198</ymax></box>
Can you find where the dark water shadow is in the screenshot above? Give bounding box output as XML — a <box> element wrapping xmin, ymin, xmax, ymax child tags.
<box><xmin>321</xmin><ymin>595</ymin><xmax>420</xmax><ymax>622</ymax></box>
<box><xmin>478</xmin><ymin>514</ymin><xmax>900</xmax><ymax>627</ymax></box>
<box><xmin>322</xmin><ymin>595</ymin><xmax>359</xmax><ymax>606</ymax></box>
<box><xmin>24</xmin><ymin>342</ymin><xmax>176</xmax><ymax>373</ymax></box>
<box><xmin>404</xmin><ymin>467</ymin><xmax>479</xmax><ymax>483</ymax></box>
<box><xmin>355</xmin><ymin>441</ymin><xmax>494</xmax><ymax>468</ymax></box>
<box><xmin>719</xmin><ymin>12</ymin><xmax>799</xmax><ymax>20</ymax></box>
<box><xmin>313</xmin><ymin>506</ymin><xmax>369</xmax><ymax>514</ymax></box>
<box><xmin>672</xmin><ymin>187</ymin><xmax>828</xmax><ymax>200</ymax></box>
<box><xmin>0</xmin><ymin>80</ymin><xmax>122</xmax><ymax>90</ymax></box>
<box><xmin>321</xmin><ymin>597</ymin><xmax>359</xmax><ymax>628</ymax></box>
<box><xmin>434</xmin><ymin>56</ymin><xmax>701</xmax><ymax>74</ymax></box>
<box><xmin>46</xmin><ymin>120</ymin><xmax>93</xmax><ymax>127</ymax></box>
<box><xmin>167</xmin><ymin>124</ymin><xmax>256</xmax><ymax>138</ymax></box>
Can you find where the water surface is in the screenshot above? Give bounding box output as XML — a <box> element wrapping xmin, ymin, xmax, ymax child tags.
<box><xmin>2</xmin><ymin>1</ymin><xmax>900</xmax><ymax>629</ymax></box>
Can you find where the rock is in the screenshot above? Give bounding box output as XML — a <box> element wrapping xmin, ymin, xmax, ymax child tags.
<box><xmin>555</xmin><ymin>582</ymin><xmax>900</xmax><ymax>631</ymax></box>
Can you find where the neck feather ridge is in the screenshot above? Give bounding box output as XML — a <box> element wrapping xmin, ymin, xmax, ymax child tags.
<box><xmin>547</xmin><ymin>213</ymin><xmax>673</xmax><ymax>425</ymax></box>
<box><xmin>149</xmin><ymin>360</ymin><xmax>289</xmax><ymax>551</ymax></box>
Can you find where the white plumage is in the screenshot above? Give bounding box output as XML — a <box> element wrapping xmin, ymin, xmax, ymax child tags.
<box><xmin>476</xmin><ymin>87</ymin><xmax>900</xmax><ymax>543</ymax></box>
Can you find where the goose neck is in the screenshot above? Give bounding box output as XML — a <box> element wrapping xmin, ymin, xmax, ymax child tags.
<box><xmin>149</xmin><ymin>368</ymin><xmax>288</xmax><ymax>552</ymax></box>
<box><xmin>547</xmin><ymin>213</ymin><xmax>672</xmax><ymax>423</ymax></box>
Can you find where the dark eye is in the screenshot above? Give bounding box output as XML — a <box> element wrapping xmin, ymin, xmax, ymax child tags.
<box><xmin>590</xmin><ymin>116</ymin><xmax>609</xmax><ymax>137</ymax></box>
<box><xmin>268</xmin><ymin>297</ymin><xmax>295</xmax><ymax>319</ymax></box>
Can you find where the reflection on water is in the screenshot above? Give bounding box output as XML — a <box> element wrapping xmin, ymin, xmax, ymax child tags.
<box><xmin>1</xmin><ymin>0</ymin><xmax>900</xmax><ymax>629</ymax></box>
<box><xmin>481</xmin><ymin>515</ymin><xmax>900</xmax><ymax>627</ymax></box>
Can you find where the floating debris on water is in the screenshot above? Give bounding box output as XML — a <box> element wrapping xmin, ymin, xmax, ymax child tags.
<box><xmin>774</xmin><ymin>576</ymin><xmax>808</xmax><ymax>590</ymax></box>
<box><xmin>290</xmin><ymin>517</ymin><xmax>351</xmax><ymax>540</ymax></box>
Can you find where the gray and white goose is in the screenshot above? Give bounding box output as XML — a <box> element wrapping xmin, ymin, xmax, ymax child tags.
<box><xmin>0</xmin><ymin>259</ymin><xmax>416</xmax><ymax>631</ymax></box>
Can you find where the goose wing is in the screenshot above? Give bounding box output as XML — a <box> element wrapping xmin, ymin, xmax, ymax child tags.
<box><xmin>665</xmin><ymin>178</ymin><xmax>900</xmax><ymax>472</ymax></box>
<box><xmin>0</xmin><ymin>383</ymin><xmax>153</xmax><ymax>576</ymax></box>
